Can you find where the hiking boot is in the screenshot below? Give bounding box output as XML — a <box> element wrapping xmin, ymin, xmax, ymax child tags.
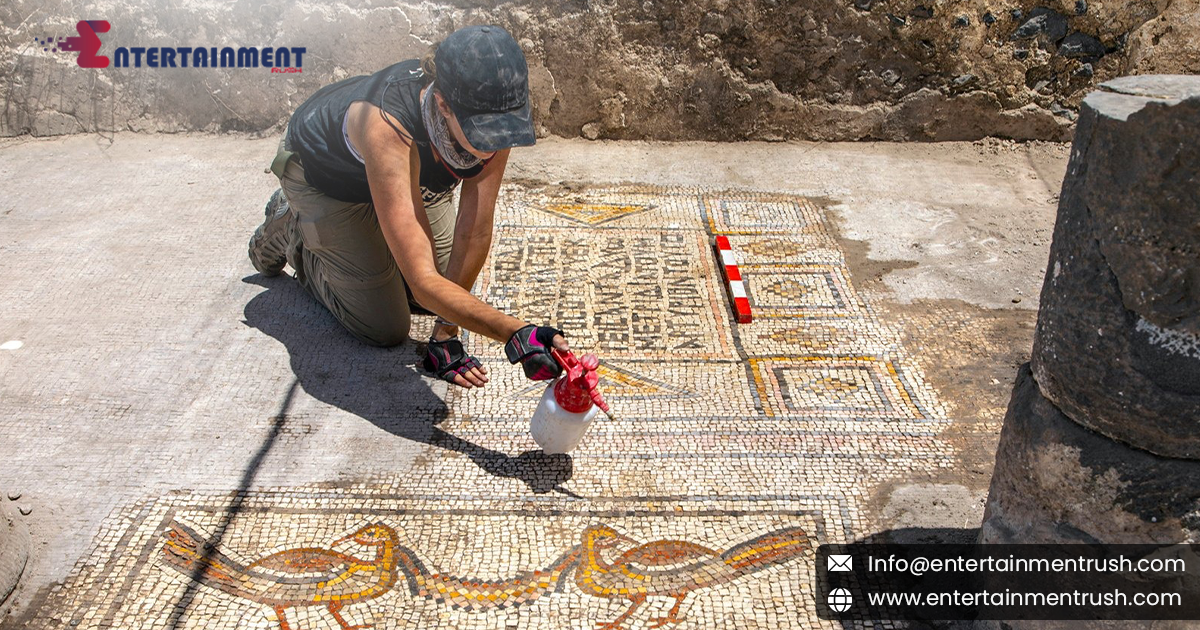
<box><xmin>248</xmin><ymin>188</ymin><xmax>292</xmax><ymax>276</ymax></box>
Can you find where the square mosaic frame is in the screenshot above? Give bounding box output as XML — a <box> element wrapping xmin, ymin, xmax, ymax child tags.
<box><xmin>721</xmin><ymin>234</ymin><xmax>844</xmax><ymax>267</ymax></box>
<box><xmin>739</xmin><ymin>265</ymin><xmax>864</xmax><ymax>320</ymax></box>
<box><xmin>701</xmin><ymin>193</ymin><xmax>829</xmax><ymax>235</ymax></box>
<box><xmin>748</xmin><ymin>356</ymin><xmax>937</xmax><ymax>420</ymax></box>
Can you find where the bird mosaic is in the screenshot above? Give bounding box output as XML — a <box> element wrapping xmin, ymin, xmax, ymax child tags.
<box><xmin>575</xmin><ymin>524</ymin><xmax>813</xmax><ymax>629</ymax></box>
<box><xmin>158</xmin><ymin>520</ymin><xmax>813</xmax><ymax>629</ymax></box>
<box><xmin>161</xmin><ymin>521</ymin><xmax>401</xmax><ymax>630</ymax></box>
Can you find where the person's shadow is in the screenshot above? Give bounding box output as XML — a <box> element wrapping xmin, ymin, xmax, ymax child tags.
<box><xmin>242</xmin><ymin>275</ymin><xmax>576</xmax><ymax>495</ymax></box>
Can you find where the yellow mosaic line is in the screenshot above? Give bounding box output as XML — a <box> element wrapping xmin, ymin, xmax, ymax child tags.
<box><xmin>882</xmin><ymin>359</ymin><xmax>926</xmax><ymax>418</ymax></box>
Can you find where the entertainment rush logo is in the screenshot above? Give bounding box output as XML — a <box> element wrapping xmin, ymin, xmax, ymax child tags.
<box><xmin>111</xmin><ymin>46</ymin><xmax>306</xmax><ymax>70</ymax></box>
<box><xmin>34</xmin><ymin>20</ymin><xmax>110</xmax><ymax>68</ymax></box>
<box><xmin>34</xmin><ymin>20</ymin><xmax>306</xmax><ymax>71</ymax></box>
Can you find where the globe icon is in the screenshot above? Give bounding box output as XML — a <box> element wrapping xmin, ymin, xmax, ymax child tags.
<box><xmin>828</xmin><ymin>587</ymin><xmax>852</xmax><ymax>613</ymax></box>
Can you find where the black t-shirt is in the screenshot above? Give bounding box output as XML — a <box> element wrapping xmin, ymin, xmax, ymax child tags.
<box><xmin>286</xmin><ymin>59</ymin><xmax>485</xmax><ymax>204</ymax></box>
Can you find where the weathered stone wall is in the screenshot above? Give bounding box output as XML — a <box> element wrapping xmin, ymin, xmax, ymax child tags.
<box><xmin>1</xmin><ymin>0</ymin><xmax>1197</xmax><ymax>141</ymax></box>
<box><xmin>981</xmin><ymin>76</ymin><xmax>1200</xmax><ymax>550</ymax></box>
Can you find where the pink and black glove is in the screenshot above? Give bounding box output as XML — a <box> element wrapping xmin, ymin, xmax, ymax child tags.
<box><xmin>422</xmin><ymin>336</ymin><xmax>483</xmax><ymax>384</ymax></box>
<box><xmin>504</xmin><ymin>324</ymin><xmax>565</xmax><ymax>381</ymax></box>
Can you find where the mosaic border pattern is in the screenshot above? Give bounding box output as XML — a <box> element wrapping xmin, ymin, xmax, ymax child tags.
<box><xmin>740</xmin><ymin>265</ymin><xmax>865</xmax><ymax>320</ymax></box>
<box><xmin>748</xmin><ymin>356</ymin><xmax>936</xmax><ymax>420</ymax></box>
<box><xmin>27</xmin><ymin>492</ymin><xmax>852</xmax><ymax>630</ymax></box>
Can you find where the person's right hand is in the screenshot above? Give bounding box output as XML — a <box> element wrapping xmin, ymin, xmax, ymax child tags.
<box><xmin>504</xmin><ymin>324</ymin><xmax>570</xmax><ymax>380</ymax></box>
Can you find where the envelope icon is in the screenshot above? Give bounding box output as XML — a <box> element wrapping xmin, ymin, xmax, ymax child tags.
<box><xmin>828</xmin><ymin>554</ymin><xmax>853</xmax><ymax>572</ymax></box>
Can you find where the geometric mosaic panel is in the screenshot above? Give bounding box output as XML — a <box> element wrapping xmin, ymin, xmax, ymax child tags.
<box><xmin>780</xmin><ymin>365</ymin><xmax>891</xmax><ymax>413</ymax></box>
<box><xmin>701</xmin><ymin>193</ymin><xmax>827</xmax><ymax>235</ymax></box>
<box><xmin>749</xmin><ymin>356</ymin><xmax>936</xmax><ymax>419</ymax></box>
<box><xmin>723</xmin><ymin>234</ymin><xmax>845</xmax><ymax>266</ymax></box>
<box><xmin>741</xmin><ymin>265</ymin><xmax>863</xmax><ymax>319</ymax></box>
<box><xmin>753</xmin><ymin>273</ymin><xmax>845</xmax><ymax>309</ymax></box>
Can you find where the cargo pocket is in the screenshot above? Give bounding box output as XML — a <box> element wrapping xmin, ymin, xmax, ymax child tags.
<box><xmin>266</xmin><ymin>130</ymin><xmax>295</xmax><ymax>180</ymax></box>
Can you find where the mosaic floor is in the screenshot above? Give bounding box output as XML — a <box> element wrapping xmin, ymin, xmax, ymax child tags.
<box><xmin>25</xmin><ymin>186</ymin><xmax>953</xmax><ymax>630</ymax></box>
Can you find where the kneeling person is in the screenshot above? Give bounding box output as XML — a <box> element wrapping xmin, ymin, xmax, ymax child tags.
<box><xmin>248</xmin><ymin>25</ymin><xmax>567</xmax><ymax>388</ymax></box>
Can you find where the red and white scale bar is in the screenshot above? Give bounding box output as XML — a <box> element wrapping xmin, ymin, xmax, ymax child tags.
<box><xmin>715</xmin><ymin>235</ymin><xmax>753</xmax><ymax>324</ymax></box>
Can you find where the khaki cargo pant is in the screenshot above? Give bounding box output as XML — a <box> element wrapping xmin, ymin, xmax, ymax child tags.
<box><xmin>253</xmin><ymin>134</ymin><xmax>456</xmax><ymax>347</ymax></box>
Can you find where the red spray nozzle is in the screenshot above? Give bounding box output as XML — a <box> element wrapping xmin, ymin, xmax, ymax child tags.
<box><xmin>551</xmin><ymin>349</ymin><xmax>613</xmax><ymax>419</ymax></box>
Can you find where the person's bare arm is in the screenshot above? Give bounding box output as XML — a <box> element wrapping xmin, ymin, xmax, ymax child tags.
<box><xmin>347</xmin><ymin>102</ymin><xmax>565</xmax><ymax>387</ymax></box>
<box><xmin>433</xmin><ymin>149</ymin><xmax>508</xmax><ymax>338</ymax></box>
<box><xmin>351</xmin><ymin>102</ymin><xmax>526</xmax><ymax>339</ymax></box>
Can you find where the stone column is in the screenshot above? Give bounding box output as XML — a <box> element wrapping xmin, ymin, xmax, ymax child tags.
<box><xmin>981</xmin><ymin>75</ymin><xmax>1200</xmax><ymax>548</ymax></box>
<box><xmin>0</xmin><ymin>493</ymin><xmax>29</xmax><ymax>613</ymax></box>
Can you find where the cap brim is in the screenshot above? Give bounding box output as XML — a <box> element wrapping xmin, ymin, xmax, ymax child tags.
<box><xmin>451</xmin><ymin>99</ymin><xmax>536</xmax><ymax>153</ymax></box>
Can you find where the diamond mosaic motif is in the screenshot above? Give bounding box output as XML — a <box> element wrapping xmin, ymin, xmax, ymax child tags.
<box><xmin>538</xmin><ymin>202</ymin><xmax>650</xmax><ymax>225</ymax></box>
<box><xmin>740</xmin><ymin>238</ymin><xmax>804</xmax><ymax>259</ymax></box>
<box><xmin>724</xmin><ymin>234</ymin><xmax>845</xmax><ymax>267</ymax></box>
<box><xmin>787</xmin><ymin>368</ymin><xmax>888</xmax><ymax>412</ymax></box>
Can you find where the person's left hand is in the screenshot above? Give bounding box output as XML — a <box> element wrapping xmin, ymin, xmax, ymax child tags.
<box><xmin>504</xmin><ymin>324</ymin><xmax>569</xmax><ymax>380</ymax></box>
<box><xmin>422</xmin><ymin>337</ymin><xmax>490</xmax><ymax>388</ymax></box>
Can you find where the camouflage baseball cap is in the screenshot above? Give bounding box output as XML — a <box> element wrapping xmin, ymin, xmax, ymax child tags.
<box><xmin>435</xmin><ymin>25</ymin><xmax>536</xmax><ymax>152</ymax></box>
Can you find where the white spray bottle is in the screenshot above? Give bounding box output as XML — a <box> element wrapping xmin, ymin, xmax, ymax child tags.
<box><xmin>529</xmin><ymin>349</ymin><xmax>614</xmax><ymax>455</ymax></box>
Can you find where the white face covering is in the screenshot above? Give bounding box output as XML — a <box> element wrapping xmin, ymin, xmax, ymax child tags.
<box><xmin>422</xmin><ymin>87</ymin><xmax>482</xmax><ymax>171</ymax></box>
